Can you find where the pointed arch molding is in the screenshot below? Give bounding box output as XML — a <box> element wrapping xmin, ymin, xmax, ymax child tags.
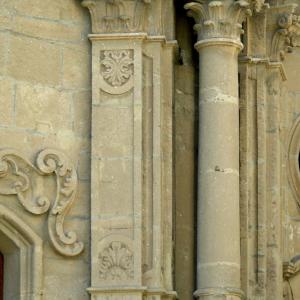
<box><xmin>0</xmin><ymin>204</ymin><xmax>43</xmax><ymax>300</ymax></box>
<box><xmin>0</xmin><ymin>148</ymin><xmax>84</xmax><ymax>257</ymax></box>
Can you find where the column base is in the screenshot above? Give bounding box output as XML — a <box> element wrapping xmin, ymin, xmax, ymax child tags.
<box><xmin>194</xmin><ymin>288</ymin><xmax>244</xmax><ymax>300</ymax></box>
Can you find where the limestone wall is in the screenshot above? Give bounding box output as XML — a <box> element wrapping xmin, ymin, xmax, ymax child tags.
<box><xmin>0</xmin><ymin>1</ymin><xmax>91</xmax><ymax>299</ymax></box>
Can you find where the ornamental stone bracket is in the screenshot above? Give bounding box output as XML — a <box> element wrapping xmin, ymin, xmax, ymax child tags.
<box><xmin>0</xmin><ymin>148</ymin><xmax>84</xmax><ymax>257</ymax></box>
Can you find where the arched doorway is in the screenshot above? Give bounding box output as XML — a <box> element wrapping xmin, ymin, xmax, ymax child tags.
<box><xmin>0</xmin><ymin>204</ymin><xmax>43</xmax><ymax>300</ymax></box>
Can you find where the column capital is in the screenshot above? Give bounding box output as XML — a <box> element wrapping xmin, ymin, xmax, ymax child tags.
<box><xmin>81</xmin><ymin>0</ymin><xmax>151</xmax><ymax>34</ymax></box>
<box><xmin>184</xmin><ymin>0</ymin><xmax>267</xmax><ymax>45</ymax></box>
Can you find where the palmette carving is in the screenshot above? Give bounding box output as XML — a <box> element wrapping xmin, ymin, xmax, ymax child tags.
<box><xmin>101</xmin><ymin>50</ymin><xmax>134</xmax><ymax>87</ymax></box>
<box><xmin>98</xmin><ymin>241</ymin><xmax>134</xmax><ymax>280</ymax></box>
<box><xmin>0</xmin><ymin>148</ymin><xmax>84</xmax><ymax>256</ymax></box>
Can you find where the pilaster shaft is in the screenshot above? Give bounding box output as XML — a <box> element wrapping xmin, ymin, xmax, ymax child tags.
<box><xmin>185</xmin><ymin>1</ymin><xmax>254</xmax><ymax>299</ymax></box>
<box><xmin>81</xmin><ymin>1</ymin><xmax>176</xmax><ymax>299</ymax></box>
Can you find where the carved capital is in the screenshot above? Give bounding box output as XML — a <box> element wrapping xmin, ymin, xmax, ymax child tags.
<box><xmin>271</xmin><ymin>9</ymin><xmax>300</xmax><ymax>61</ymax></box>
<box><xmin>184</xmin><ymin>0</ymin><xmax>259</xmax><ymax>43</ymax></box>
<box><xmin>81</xmin><ymin>0</ymin><xmax>151</xmax><ymax>34</ymax></box>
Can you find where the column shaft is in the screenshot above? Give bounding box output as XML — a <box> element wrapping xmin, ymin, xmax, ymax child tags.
<box><xmin>196</xmin><ymin>40</ymin><xmax>242</xmax><ymax>300</ymax></box>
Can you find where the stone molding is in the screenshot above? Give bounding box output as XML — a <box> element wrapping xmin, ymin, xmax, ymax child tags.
<box><xmin>184</xmin><ymin>0</ymin><xmax>260</xmax><ymax>43</ymax></box>
<box><xmin>0</xmin><ymin>204</ymin><xmax>43</xmax><ymax>300</ymax></box>
<box><xmin>287</xmin><ymin>115</ymin><xmax>300</xmax><ymax>210</ymax></box>
<box><xmin>0</xmin><ymin>148</ymin><xmax>84</xmax><ymax>256</ymax></box>
<box><xmin>81</xmin><ymin>0</ymin><xmax>151</xmax><ymax>34</ymax></box>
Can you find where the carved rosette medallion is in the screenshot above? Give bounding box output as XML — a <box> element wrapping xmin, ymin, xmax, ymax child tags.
<box><xmin>101</xmin><ymin>50</ymin><xmax>134</xmax><ymax>87</ymax></box>
<box><xmin>0</xmin><ymin>149</ymin><xmax>84</xmax><ymax>256</ymax></box>
<box><xmin>98</xmin><ymin>241</ymin><xmax>134</xmax><ymax>280</ymax></box>
<box><xmin>81</xmin><ymin>0</ymin><xmax>151</xmax><ymax>34</ymax></box>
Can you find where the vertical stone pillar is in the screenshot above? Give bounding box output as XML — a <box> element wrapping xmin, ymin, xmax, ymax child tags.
<box><xmin>81</xmin><ymin>1</ymin><xmax>176</xmax><ymax>299</ymax></box>
<box><xmin>184</xmin><ymin>1</ymin><xmax>253</xmax><ymax>299</ymax></box>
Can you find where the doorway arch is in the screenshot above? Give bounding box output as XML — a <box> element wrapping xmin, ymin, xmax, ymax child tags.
<box><xmin>0</xmin><ymin>204</ymin><xmax>43</xmax><ymax>300</ymax></box>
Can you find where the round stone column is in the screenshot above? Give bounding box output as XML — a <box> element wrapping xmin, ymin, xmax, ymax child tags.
<box><xmin>195</xmin><ymin>38</ymin><xmax>243</xmax><ymax>300</ymax></box>
<box><xmin>184</xmin><ymin>1</ymin><xmax>250</xmax><ymax>299</ymax></box>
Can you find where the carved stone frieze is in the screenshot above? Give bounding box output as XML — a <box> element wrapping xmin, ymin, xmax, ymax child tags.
<box><xmin>0</xmin><ymin>149</ymin><xmax>84</xmax><ymax>256</ymax></box>
<box><xmin>81</xmin><ymin>0</ymin><xmax>151</xmax><ymax>34</ymax></box>
<box><xmin>98</xmin><ymin>241</ymin><xmax>134</xmax><ymax>280</ymax></box>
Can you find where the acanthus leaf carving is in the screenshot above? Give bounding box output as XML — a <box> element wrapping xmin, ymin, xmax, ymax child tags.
<box><xmin>184</xmin><ymin>0</ymin><xmax>253</xmax><ymax>42</ymax></box>
<box><xmin>101</xmin><ymin>50</ymin><xmax>134</xmax><ymax>87</ymax></box>
<box><xmin>98</xmin><ymin>241</ymin><xmax>134</xmax><ymax>280</ymax></box>
<box><xmin>81</xmin><ymin>0</ymin><xmax>151</xmax><ymax>34</ymax></box>
<box><xmin>0</xmin><ymin>148</ymin><xmax>84</xmax><ymax>257</ymax></box>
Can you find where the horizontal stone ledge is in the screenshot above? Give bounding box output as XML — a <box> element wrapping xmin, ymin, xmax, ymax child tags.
<box><xmin>87</xmin><ymin>287</ymin><xmax>177</xmax><ymax>297</ymax></box>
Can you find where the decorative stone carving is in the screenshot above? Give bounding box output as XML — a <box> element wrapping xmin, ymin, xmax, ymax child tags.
<box><xmin>98</xmin><ymin>241</ymin><xmax>134</xmax><ymax>280</ymax></box>
<box><xmin>184</xmin><ymin>0</ymin><xmax>253</xmax><ymax>42</ymax></box>
<box><xmin>283</xmin><ymin>256</ymin><xmax>300</xmax><ymax>300</ymax></box>
<box><xmin>271</xmin><ymin>11</ymin><xmax>300</xmax><ymax>61</ymax></box>
<box><xmin>0</xmin><ymin>149</ymin><xmax>84</xmax><ymax>256</ymax></box>
<box><xmin>81</xmin><ymin>0</ymin><xmax>151</xmax><ymax>34</ymax></box>
<box><xmin>101</xmin><ymin>50</ymin><xmax>133</xmax><ymax>87</ymax></box>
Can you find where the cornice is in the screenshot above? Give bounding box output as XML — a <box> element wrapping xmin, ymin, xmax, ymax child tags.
<box><xmin>184</xmin><ymin>0</ymin><xmax>268</xmax><ymax>43</ymax></box>
<box><xmin>81</xmin><ymin>0</ymin><xmax>151</xmax><ymax>34</ymax></box>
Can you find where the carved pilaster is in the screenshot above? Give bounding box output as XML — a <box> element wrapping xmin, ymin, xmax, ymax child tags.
<box><xmin>81</xmin><ymin>1</ymin><xmax>176</xmax><ymax>299</ymax></box>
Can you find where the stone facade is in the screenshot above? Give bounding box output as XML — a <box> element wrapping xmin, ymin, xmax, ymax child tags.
<box><xmin>1</xmin><ymin>0</ymin><xmax>300</xmax><ymax>300</ymax></box>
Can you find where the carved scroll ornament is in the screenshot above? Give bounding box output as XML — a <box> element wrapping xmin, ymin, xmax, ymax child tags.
<box><xmin>271</xmin><ymin>12</ymin><xmax>300</xmax><ymax>61</ymax></box>
<box><xmin>0</xmin><ymin>149</ymin><xmax>84</xmax><ymax>256</ymax></box>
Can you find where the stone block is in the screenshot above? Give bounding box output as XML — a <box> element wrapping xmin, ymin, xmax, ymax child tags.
<box><xmin>13</xmin><ymin>15</ymin><xmax>82</xmax><ymax>42</ymax></box>
<box><xmin>7</xmin><ymin>35</ymin><xmax>61</xmax><ymax>86</ymax></box>
<box><xmin>0</xmin><ymin>78</ymin><xmax>14</xmax><ymax>126</ymax></box>
<box><xmin>15</xmin><ymin>82</ymin><xmax>72</xmax><ymax>131</ymax></box>
<box><xmin>62</xmin><ymin>46</ymin><xmax>91</xmax><ymax>89</ymax></box>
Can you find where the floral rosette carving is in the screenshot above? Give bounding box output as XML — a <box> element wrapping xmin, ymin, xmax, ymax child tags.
<box><xmin>0</xmin><ymin>148</ymin><xmax>84</xmax><ymax>256</ymax></box>
<box><xmin>98</xmin><ymin>241</ymin><xmax>134</xmax><ymax>280</ymax></box>
<box><xmin>101</xmin><ymin>50</ymin><xmax>134</xmax><ymax>87</ymax></box>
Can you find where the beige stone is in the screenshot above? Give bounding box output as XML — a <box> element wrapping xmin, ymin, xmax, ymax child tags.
<box><xmin>7</xmin><ymin>35</ymin><xmax>61</xmax><ymax>86</ymax></box>
<box><xmin>2</xmin><ymin>1</ymin><xmax>300</xmax><ymax>300</ymax></box>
